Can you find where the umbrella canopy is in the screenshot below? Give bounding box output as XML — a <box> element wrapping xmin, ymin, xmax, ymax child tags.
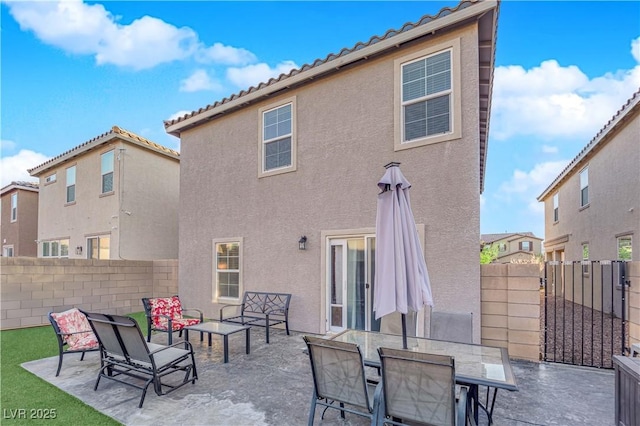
<box><xmin>374</xmin><ymin>162</ymin><xmax>433</xmax><ymax>347</ymax></box>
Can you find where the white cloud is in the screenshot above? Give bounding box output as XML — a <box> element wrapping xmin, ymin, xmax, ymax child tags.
<box><xmin>180</xmin><ymin>69</ymin><xmax>222</xmax><ymax>92</ymax></box>
<box><xmin>197</xmin><ymin>43</ymin><xmax>257</xmax><ymax>66</ymax></box>
<box><xmin>0</xmin><ymin>150</ymin><xmax>50</xmax><ymax>187</ymax></box>
<box><xmin>542</xmin><ymin>145</ymin><xmax>558</xmax><ymax>154</ymax></box>
<box><xmin>498</xmin><ymin>160</ymin><xmax>569</xmax><ymax>202</ymax></box>
<box><xmin>1</xmin><ymin>139</ymin><xmax>17</xmax><ymax>153</ymax></box>
<box><xmin>492</xmin><ymin>53</ymin><xmax>640</xmax><ymax>141</ymax></box>
<box><xmin>227</xmin><ymin>61</ymin><xmax>298</xmax><ymax>89</ymax></box>
<box><xmin>632</xmin><ymin>36</ymin><xmax>640</xmax><ymax>63</ymax></box>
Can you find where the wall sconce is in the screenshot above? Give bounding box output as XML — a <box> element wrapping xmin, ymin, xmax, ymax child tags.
<box><xmin>75</xmin><ymin>246</ymin><xmax>83</xmax><ymax>255</ymax></box>
<box><xmin>298</xmin><ymin>236</ymin><xmax>307</xmax><ymax>250</ymax></box>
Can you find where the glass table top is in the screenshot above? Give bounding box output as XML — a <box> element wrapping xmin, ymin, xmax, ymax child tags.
<box><xmin>184</xmin><ymin>321</ymin><xmax>249</xmax><ymax>335</ymax></box>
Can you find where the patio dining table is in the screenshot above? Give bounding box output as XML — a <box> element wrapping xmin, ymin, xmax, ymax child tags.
<box><xmin>330</xmin><ymin>329</ymin><xmax>519</xmax><ymax>423</ymax></box>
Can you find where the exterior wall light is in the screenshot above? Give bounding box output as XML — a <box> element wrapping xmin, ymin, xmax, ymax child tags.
<box><xmin>298</xmin><ymin>236</ymin><xmax>307</xmax><ymax>250</ymax></box>
<box><xmin>76</xmin><ymin>246</ymin><xmax>83</xmax><ymax>255</ymax></box>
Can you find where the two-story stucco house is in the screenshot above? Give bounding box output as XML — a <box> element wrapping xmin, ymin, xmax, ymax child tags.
<box><xmin>164</xmin><ymin>0</ymin><xmax>499</xmax><ymax>340</ymax></box>
<box><xmin>0</xmin><ymin>181</ymin><xmax>39</xmax><ymax>257</ymax></box>
<box><xmin>481</xmin><ymin>232</ymin><xmax>543</xmax><ymax>263</ymax></box>
<box><xmin>28</xmin><ymin>126</ymin><xmax>180</xmax><ymax>260</ymax></box>
<box><xmin>538</xmin><ymin>89</ymin><xmax>639</xmax><ymax>262</ymax></box>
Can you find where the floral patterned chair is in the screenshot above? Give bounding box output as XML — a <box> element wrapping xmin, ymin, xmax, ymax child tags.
<box><xmin>48</xmin><ymin>308</ymin><xmax>100</xmax><ymax>376</ymax></box>
<box><xmin>141</xmin><ymin>296</ymin><xmax>203</xmax><ymax>344</ymax></box>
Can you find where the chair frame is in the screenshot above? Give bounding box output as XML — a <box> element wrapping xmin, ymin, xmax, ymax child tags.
<box><xmin>303</xmin><ymin>335</ymin><xmax>380</xmax><ymax>425</ymax></box>
<box><xmin>86</xmin><ymin>312</ymin><xmax>198</xmax><ymax>408</ymax></box>
<box><xmin>142</xmin><ymin>295</ymin><xmax>204</xmax><ymax>344</ymax></box>
<box><xmin>375</xmin><ymin>347</ymin><xmax>474</xmax><ymax>426</ymax></box>
<box><xmin>48</xmin><ymin>310</ymin><xmax>100</xmax><ymax>377</ymax></box>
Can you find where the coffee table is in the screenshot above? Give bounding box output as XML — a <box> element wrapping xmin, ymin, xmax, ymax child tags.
<box><xmin>184</xmin><ymin>321</ymin><xmax>250</xmax><ymax>363</ymax></box>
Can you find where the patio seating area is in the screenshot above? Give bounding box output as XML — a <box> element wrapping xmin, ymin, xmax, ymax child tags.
<box><xmin>22</xmin><ymin>328</ymin><xmax>615</xmax><ymax>425</ymax></box>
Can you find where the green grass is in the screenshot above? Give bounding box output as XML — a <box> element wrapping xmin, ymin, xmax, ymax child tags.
<box><xmin>0</xmin><ymin>312</ymin><xmax>147</xmax><ymax>425</ymax></box>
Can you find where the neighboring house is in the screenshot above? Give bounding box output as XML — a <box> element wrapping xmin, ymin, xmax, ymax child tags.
<box><xmin>481</xmin><ymin>232</ymin><xmax>543</xmax><ymax>263</ymax></box>
<box><xmin>0</xmin><ymin>181</ymin><xmax>39</xmax><ymax>257</ymax></box>
<box><xmin>164</xmin><ymin>0</ymin><xmax>499</xmax><ymax>339</ymax></box>
<box><xmin>28</xmin><ymin>126</ymin><xmax>180</xmax><ymax>260</ymax></box>
<box><xmin>538</xmin><ymin>89</ymin><xmax>639</xmax><ymax>262</ymax></box>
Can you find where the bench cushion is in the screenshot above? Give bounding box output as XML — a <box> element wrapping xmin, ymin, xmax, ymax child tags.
<box><xmin>51</xmin><ymin>308</ymin><xmax>99</xmax><ymax>350</ymax></box>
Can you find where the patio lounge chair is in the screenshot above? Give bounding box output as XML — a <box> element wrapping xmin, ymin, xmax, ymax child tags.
<box><xmin>48</xmin><ymin>308</ymin><xmax>100</xmax><ymax>376</ymax></box>
<box><xmin>374</xmin><ymin>347</ymin><xmax>474</xmax><ymax>426</ymax></box>
<box><xmin>142</xmin><ymin>296</ymin><xmax>203</xmax><ymax>344</ymax></box>
<box><xmin>303</xmin><ymin>335</ymin><xmax>381</xmax><ymax>425</ymax></box>
<box><xmin>86</xmin><ymin>312</ymin><xmax>198</xmax><ymax>408</ymax></box>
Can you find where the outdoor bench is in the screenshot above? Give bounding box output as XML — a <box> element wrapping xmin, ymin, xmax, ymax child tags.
<box><xmin>219</xmin><ymin>291</ymin><xmax>291</xmax><ymax>343</ymax></box>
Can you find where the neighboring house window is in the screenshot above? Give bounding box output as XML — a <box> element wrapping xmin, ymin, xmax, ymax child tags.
<box><xmin>553</xmin><ymin>193</ymin><xmax>559</xmax><ymax>222</ymax></box>
<box><xmin>498</xmin><ymin>243</ymin><xmax>507</xmax><ymax>252</ymax></box>
<box><xmin>45</xmin><ymin>173</ymin><xmax>57</xmax><ymax>184</ymax></box>
<box><xmin>520</xmin><ymin>241</ymin><xmax>532</xmax><ymax>251</ymax></box>
<box><xmin>101</xmin><ymin>150</ymin><xmax>114</xmax><ymax>194</ymax></box>
<box><xmin>87</xmin><ymin>236</ymin><xmax>110</xmax><ymax>259</ymax></box>
<box><xmin>3</xmin><ymin>246</ymin><xmax>14</xmax><ymax>257</ymax></box>
<box><xmin>10</xmin><ymin>193</ymin><xmax>17</xmax><ymax>222</ymax></box>
<box><xmin>259</xmin><ymin>97</ymin><xmax>296</xmax><ymax>177</ymax></box>
<box><xmin>214</xmin><ymin>239</ymin><xmax>242</xmax><ymax>300</ymax></box>
<box><xmin>580</xmin><ymin>167</ymin><xmax>589</xmax><ymax>207</ymax></box>
<box><xmin>42</xmin><ymin>239</ymin><xmax>69</xmax><ymax>258</ymax></box>
<box><xmin>582</xmin><ymin>243</ymin><xmax>589</xmax><ymax>275</ymax></box>
<box><xmin>394</xmin><ymin>38</ymin><xmax>461</xmax><ymax>151</ymax></box>
<box><xmin>618</xmin><ymin>236</ymin><xmax>632</xmax><ymax>261</ymax></box>
<box><xmin>66</xmin><ymin>166</ymin><xmax>76</xmax><ymax>203</ymax></box>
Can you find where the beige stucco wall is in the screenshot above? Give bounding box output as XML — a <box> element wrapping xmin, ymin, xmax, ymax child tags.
<box><xmin>178</xmin><ymin>25</ymin><xmax>483</xmax><ymax>338</ymax></box>
<box><xmin>35</xmin><ymin>140</ymin><xmax>179</xmax><ymax>260</ymax></box>
<box><xmin>0</xmin><ymin>257</ymin><xmax>178</xmax><ymax>330</ymax></box>
<box><xmin>542</xmin><ymin>109</ymin><xmax>639</xmax><ymax>261</ymax></box>
<box><xmin>1</xmin><ymin>188</ymin><xmax>38</xmax><ymax>257</ymax></box>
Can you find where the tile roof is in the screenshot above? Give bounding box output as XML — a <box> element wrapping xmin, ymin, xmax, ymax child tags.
<box><xmin>28</xmin><ymin>126</ymin><xmax>179</xmax><ymax>176</ymax></box>
<box><xmin>481</xmin><ymin>232</ymin><xmax>541</xmax><ymax>244</ymax></box>
<box><xmin>538</xmin><ymin>88</ymin><xmax>640</xmax><ymax>201</ymax></box>
<box><xmin>0</xmin><ymin>181</ymin><xmax>39</xmax><ymax>196</ymax></box>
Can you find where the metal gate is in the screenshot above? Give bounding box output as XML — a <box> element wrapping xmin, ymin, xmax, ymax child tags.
<box><xmin>542</xmin><ymin>260</ymin><xmax>629</xmax><ymax>368</ymax></box>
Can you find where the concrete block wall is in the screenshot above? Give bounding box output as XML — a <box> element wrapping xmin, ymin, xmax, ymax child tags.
<box><xmin>0</xmin><ymin>257</ymin><xmax>178</xmax><ymax>330</ymax></box>
<box><xmin>481</xmin><ymin>263</ymin><xmax>541</xmax><ymax>362</ymax></box>
<box><xmin>628</xmin><ymin>261</ymin><xmax>640</xmax><ymax>349</ymax></box>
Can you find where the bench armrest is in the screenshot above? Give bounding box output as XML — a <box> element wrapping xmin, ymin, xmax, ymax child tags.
<box><xmin>219</xmin><ymin>304</ymin><xmax>242</xmax><ymax>321</ymax></box>
<box><xmin>182</xmin><ymin>307</ymin><xmax>204</xmax><ymax>322</ymax></box>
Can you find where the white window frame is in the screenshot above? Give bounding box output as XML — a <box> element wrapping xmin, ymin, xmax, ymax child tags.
<box><xmin>394</xmin><ymin>37</ymin><xmax>461</xmax><ymax>151</ymax></box>
<box><xmin>553</xmin><ymin>193</ymin><xmax>559</xmax><ymax>222</ymax></box>
<box><xmin>582</xmin><ymin>243</ymin><xmax>590</xmax><ymax>275</ymax></box>
<box><xmin>617</xmin><ymin>235</ymin><xmax>632</xmax><ymax>261</ymax></box>
<box><xmin>66</xmin><ymin>165</ymin><xmax>76</xmax><ymax>204</ymax></box>
<box><xmin>579</xmin><ymin>167</ymin><xmax>589</xmax><ymax>207</ymax></box>
<box><xmin>45</xmin><ymin>173</ymin><xmax>57</xmax><ymax>184</ymax></box>
<box><xmin>520</xmin><ymin>241</ymin><xmax>532</xmax><ymax>251</ymax></box>
<box><xmin>41</xmin><ymin>239</ymin><xmax>69</xmax><ymax>258</ymax></box>
<box><xmin>258</xmin><ymin>97</ymin><xmax>297</xmax><ymax>178</ymax></box>
<box><xmin>213</xmin><ymin>237</ymin><xmax>243</xmax><ymax>303</ymax></box>
<box><xmin>3</xmin><ymin>245</ymin><xmax>14</xmax><ymax>257</ymax></box>
<box><xmin>10</xmin><ymin>192</ymin><xmax>17</xmax><ymax>222</ymax></box>
<box><xmin>87</xmin><ymin>235</ymin><xmax>110</xmax><ymax>259</ymax></box>
<box><xmin>101</xmin><ymin>150</ymin><xmax>115</xmax><ymax>194</ymax></box>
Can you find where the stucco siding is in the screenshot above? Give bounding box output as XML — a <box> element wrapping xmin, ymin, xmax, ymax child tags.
<box><xmin>178</xmin><ymin>25</ymin><xmax>483</xmax><ymax>338</ymax></box>
<box><xmin>1</xmin><ymin>188</ymin><xmax>38</xmax><ymax>257</ymax></box>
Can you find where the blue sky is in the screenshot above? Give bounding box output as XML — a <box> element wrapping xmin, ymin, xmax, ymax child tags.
<box><xmin>1</xmin><ymin>1</ymin><xmax>639</xmax><ymax>239</ymax></box>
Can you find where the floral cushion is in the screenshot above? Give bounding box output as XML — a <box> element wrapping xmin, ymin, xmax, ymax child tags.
<box><xmin>51</xmin><ymin>308</ymin><xmax>99</xmax><ymax>351</ymax></box>
<box><xmin>149</xmin><ymin>296</ymin><xmax>200</xmax><ymax>331</ymax></box>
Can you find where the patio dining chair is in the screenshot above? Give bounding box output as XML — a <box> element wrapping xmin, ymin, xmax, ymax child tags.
<box><xmin>48</xmin><ymin>308</ymin><xmax>100</xmax><ymax>376</ymax></box>
<box><xmin>142</xmin><ymin>295</ymin><xmax>203</xmax><ymax>344</ymax></box>
<box><xmin>303</xmin><ymin>335</ymin><xmax>381</xmax><ymax>425</ymax></box>
<box><xmin>374</xmin><ymin>347</ymin><xmax>474</xmax><ymax>426</ymax></box>
<box><xmin>429</xmin><ymin>311</ymin><xmax>473</xmax><ymax>344</ymax></box>
<box><xmin>86</xmin><ymin>312</ymin><xmax>198</xmax><ymax>408</ymax></box>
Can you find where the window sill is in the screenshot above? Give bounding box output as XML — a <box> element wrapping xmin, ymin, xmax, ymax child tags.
<box><xmin>100</xmin><ymin>191</ymin><xmax>115</xmax><ymax>198</ymax></box>
<box><xmin>258</xmin><ymin>166</ymin><xmax>296</xmax><ymax>179</ymax></box>
<box><xmin>579</xmin><ymin>203</ymin><xmax>590</xmax><ymax>211</ymax></box>
<box><xmin>65</xmin><ymin>201</ymin><xmax>76</xmax><ymax>207</ymax></box>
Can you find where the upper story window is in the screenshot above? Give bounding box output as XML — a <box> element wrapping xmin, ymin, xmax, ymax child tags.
<box><xmin>498</xmin><ymin>243</ymin><xmax>507</xmax><ymax>252</ymax></box>
<box><xmin>553</xmin><ymin>193</ymin><xmax>559</xmax><ymax>222</ymax></box>
<box><xmin>520</xmin><ymin>241</ymin><xmax>532</xmax><ymax>251</ymax></box>
<box><xmin>66</xmin><ymin>165</ymin><xmax>76</xmax><ymax>203</ymax></box>
<box><xmin>10</xmin><ymin>192</ymin><xmax>17</xmax><ymax>222</ymax></box>
<box><xmin>618</xmin><ymin>236</ymin><xmax>632</xmax><ymax>261</ymax></box>
<box><xmin>394</xmin><ymin>38</ymin><xmax>461</xmax><ymax>151</ymax></box>
<box><xmin>101</xmin><ymin>150</ymin><xmax>114</xmax><ymax>194</ymax></box>
<box><xmin>45</xmin><ymin>173</ymin><xmax>57</xmax><ymax>184</ymax></box>
<box><xmin>214</xmin><ymin>239</ymin><xmax>242</xmax><ymax>301</ymax></box>
<box><xmin>259</xmin><ymin>98</ymin><xmax>296</xmax><ymax>177</ymax></box>
<box><xmin>579</xmin><ymin>167</ymin><xmax>589</xmax><ymax>207</ymax></box>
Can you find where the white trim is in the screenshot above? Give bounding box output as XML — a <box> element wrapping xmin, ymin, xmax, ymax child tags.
<box><xmin>212</xmin><ymin>237</ymin><xmax>243</xmax><ymax>303</ymax></box>
<box><xmin>258</xmin><ymin>96</ymin><xmax>297</xmax><ymax>178</ymax></box>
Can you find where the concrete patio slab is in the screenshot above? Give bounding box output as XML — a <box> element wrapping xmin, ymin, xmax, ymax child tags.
<box><xmin>21</xmin><ymin>330</ymin><xmax>615</xmax><ymax>425</ymax></box>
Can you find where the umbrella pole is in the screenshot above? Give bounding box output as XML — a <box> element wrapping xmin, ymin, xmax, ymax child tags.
<box><xmin>401</xmin><ymin>314</ymin><xmax>408</xmax><ymax>349</ymax></box>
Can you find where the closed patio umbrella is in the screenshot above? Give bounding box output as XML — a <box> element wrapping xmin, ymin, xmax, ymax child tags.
<box><xmin>374</xmin><ymin>162</ymin><xmax>433</xmax><ymax>349</ymax></box>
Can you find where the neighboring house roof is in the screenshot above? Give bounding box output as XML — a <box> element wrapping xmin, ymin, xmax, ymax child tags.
<box><xmin>28</xmin><ymin>126</ymin><xmax>179</xmax><ymax>176</ymax></box>
<box><xmin>164</xmin><ymin>0</ymin><xmax>498</xmax><ymax>192</ymax></box>
<box><xmin>538</xmin><ymin>88</ymin><xmax>640</xmax><ymax>201</ymax></box>
<box><xmin>0</xmin><ymin>181</ymin><xmax>39</xmax><ymax>196</ymax></box>
<box><xmin>481</xmin><ymin>232</ymin><xmax>542</xmax><ymax>244</ymax></box>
